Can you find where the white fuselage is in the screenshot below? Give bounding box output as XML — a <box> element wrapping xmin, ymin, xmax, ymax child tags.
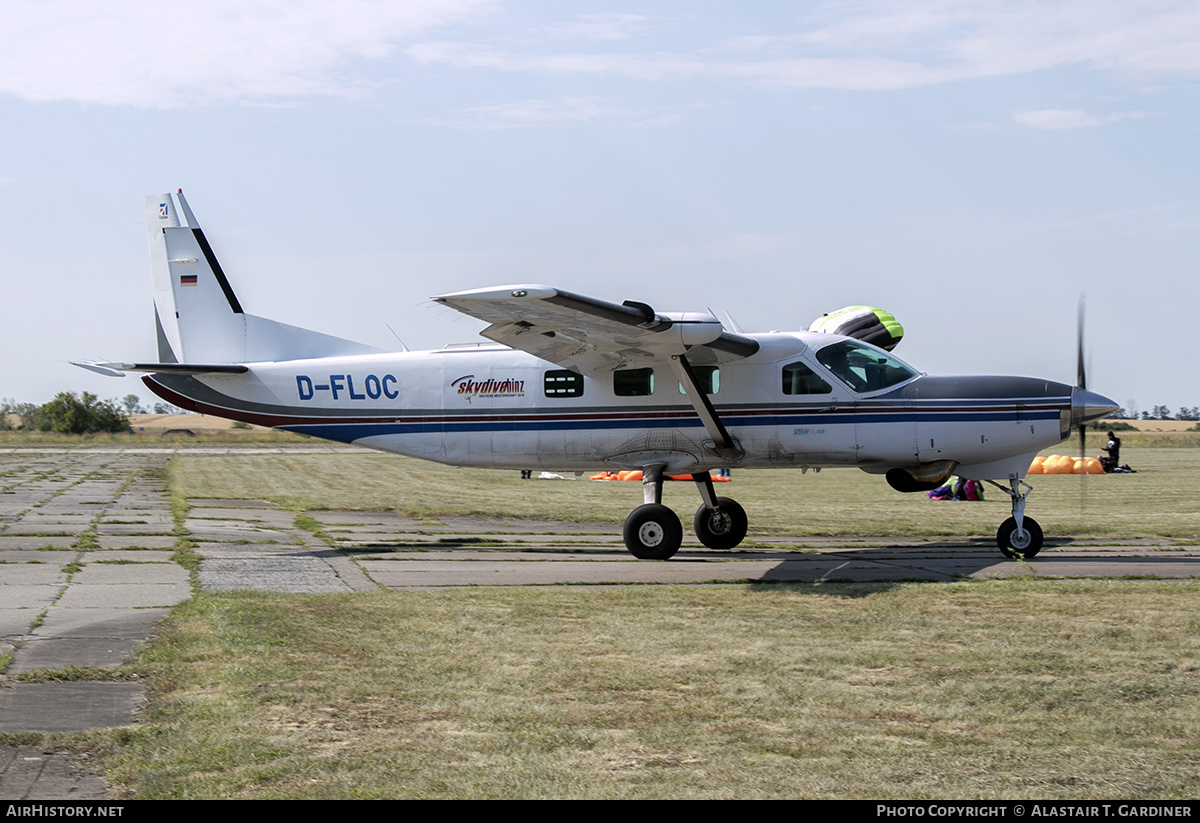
<box><xmin>146</xmin><ymin>331</ymin><xmax>1072</xmax><ymax>481</ymax></box>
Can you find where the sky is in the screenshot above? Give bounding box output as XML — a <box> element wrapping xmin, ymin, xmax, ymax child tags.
<box><xmin>2</xmin><ymin>0</ymin><xmax>1198</xmax><ymax>416</ymax></box>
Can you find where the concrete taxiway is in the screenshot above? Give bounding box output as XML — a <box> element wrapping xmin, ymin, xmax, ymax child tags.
<box><xmin>2</xmin><ymin>446</ymin><xmax>1197</xmax><ymax>798</ymax></box>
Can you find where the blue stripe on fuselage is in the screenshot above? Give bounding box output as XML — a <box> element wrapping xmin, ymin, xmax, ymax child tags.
<box><xmin>280</xmin><ymin>407</ymin><xmax>1064</xmax><ymax>443</ymax></box>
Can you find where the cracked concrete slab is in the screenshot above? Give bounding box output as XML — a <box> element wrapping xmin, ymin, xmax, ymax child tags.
<box><xmin>0</xmin><ymin>682</ymin><xmax>145</xmax><ymax>733</ymax></box>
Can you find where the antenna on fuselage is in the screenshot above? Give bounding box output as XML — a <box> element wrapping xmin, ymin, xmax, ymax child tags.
<box><xmin>386</xmin><ymin>324</ymin><xmax>410</xmax><ymax>352</ymax></box>
<box><xmin>718</xmin><ymin>309</ymin><xmax>744</xmax><ymax>334</ymax></box>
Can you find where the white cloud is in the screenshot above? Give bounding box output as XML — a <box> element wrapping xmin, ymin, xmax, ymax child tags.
<box><xmin>420</xmin><ymin>94</ymin><xmax>688</xmax><ymax>130</ymax></box>
<box><xmin>408</xmin><ymin>0</ymin><xmax>1200</xmax><ymax>91</ymax></box>
<box><xmin>405</xmin><ymin>43</ymin><xmax>952</xmax><ymax>90</ymax></box>
<box><xmin>406</xmin><ymin>42</ymin><xmax>703</xmax><ymax>80</ymax></box>
<box><xmin>7</xmin><ymin>1</ymin><xmax>1200</xmax><ymax>110</ymax></box>
<box><xmin>540</xmin><ymin>13</ymin><xmax>654</xmax><ymax>42</ymax></box>
<box><xmin>1013</xmin><ymin>108</ymin><xmax>1160</xmax><ymax>129</ymax></box>
<box><xmin>436</xmin><ymin>96</ymin><xmax>629</xmax><ymax>129</ymax></box>
<box><xmin>1014</xmin><ymin>109</ymin><xmax>1104</xmax><ymax>129</ymax></box>
<box><xmin>0</xmin><ymin>0</ymin><xmax>496</xmax><ymax>108</ymax></box>
<box><xmin>733</xmin><ymin>0</ymin><xmax>1200</xmax><ymax>77</ymax></box>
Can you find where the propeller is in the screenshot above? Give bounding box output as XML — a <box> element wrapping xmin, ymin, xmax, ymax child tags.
<box><xmin>1077</xmin><ymin>294</ymin><xmax>1088</xmax><ymax>507</ymax></box>
<box><xmin>1068</xmin><ymin>298</ymin><xmax>1120</xmax><ymax>501</ymax></box>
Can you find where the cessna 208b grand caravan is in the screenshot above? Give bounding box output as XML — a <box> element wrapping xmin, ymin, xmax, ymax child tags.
<box><xmin>77</xmin><ymin>191</ymin><xmax>1117</xmax><ymax>560</ymax></box>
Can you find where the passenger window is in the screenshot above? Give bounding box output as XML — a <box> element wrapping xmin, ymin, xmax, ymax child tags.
<box><xmin>782</xmin><ymin>361</ymin><xmax>832</xmax><ymax>395</ymax></box>
<box><xmin>678</xmin><ymin>366</ymin><xmax>720</xmax><ymax>395</ymax></box>
<box><xmin>614</xmin><ymin>368</ymin><xmax>654</xmax><ymax>396</ymax></box>
<box><xmin>544</xmin><ymin>370</ymin><xmax>584</xmax><ymax>398</ymax></box>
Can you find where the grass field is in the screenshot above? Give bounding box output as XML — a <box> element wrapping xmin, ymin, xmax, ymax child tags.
<box><xmin>172</xmin><ymin>447</ymin><xmax>1200</xmax><ymax>542</ymax></box>
<box><xmin>90</xmin><ymin>582</ymin><xmax>1200</xmax><ymax>799</ymax></box>
<box><xmin>13</xmin><ymin>438</ymin><xmax>1199</xmax><ymax>799</ymax></box>
<box><xmin>0</xmin><ymin>428</ymin><xmax>305</xmax><ymax>446</ymax></box>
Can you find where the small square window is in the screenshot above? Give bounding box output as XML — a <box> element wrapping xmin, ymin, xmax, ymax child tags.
<box><xmin>614</xmin><ymin>368</ymin><xmax>654</xmax><ymax>397</ymax></box>
<box><xmin>678</xmin><ymin>366</ymin><xmax>720</xmax><ymax>395</ymax></box>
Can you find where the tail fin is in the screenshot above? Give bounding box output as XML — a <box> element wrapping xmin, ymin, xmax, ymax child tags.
<box><xmin>147</xmin><ymin>191</ymin><xmax>383</xmax><ymax>364</ymax></box>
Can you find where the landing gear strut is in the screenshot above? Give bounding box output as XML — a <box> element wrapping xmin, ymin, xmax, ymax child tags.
<box><xmin>986</xmin><ymin>477</ymin><xmax>1044</xmax><ymax>559</ymax></box>
<box><xmin>621</xmin><ymin>352</ymin><xmax>748</xmax><ymax>560</ymax></box>
<box><xmin>691</xmin><ymin>471</ymin><xmax>747</xmax><ymax>550</ymax></box>
<box><xmin>620</xmin><ymin>466</ymin><xmax>747</xmax><ymax>559</ymax></box>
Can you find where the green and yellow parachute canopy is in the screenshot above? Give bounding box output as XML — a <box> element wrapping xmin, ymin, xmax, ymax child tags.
<box><xmin>809</xmin><ymin>306</ymin><xmax>904</xmax><ymax>351</ymax></box>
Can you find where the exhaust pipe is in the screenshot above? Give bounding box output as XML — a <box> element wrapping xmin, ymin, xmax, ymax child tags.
<box><xmin>886</xmin><ymin>460</ymin><xmax>958</xmax><ymax>493</ymax></box>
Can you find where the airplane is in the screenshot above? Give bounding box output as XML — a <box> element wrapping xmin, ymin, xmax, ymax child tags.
<box><xmin>76</xmin><ymin>190</ymin><xmax>1118</xmax><ymax>561</ymax></box>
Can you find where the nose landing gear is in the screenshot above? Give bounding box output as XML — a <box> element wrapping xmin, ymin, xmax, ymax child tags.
<box><xmin>986</xmin><ymin>477</ymin><xmax>1044</xmax><ymax>559</ymax></box>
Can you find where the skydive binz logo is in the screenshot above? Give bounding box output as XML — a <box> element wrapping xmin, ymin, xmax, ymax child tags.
<box><xmin>296</xmin><ymin>374</ymin><xmax>398</xmax><ymax>401</ymax></box>
<box><xmin>452</xmin><ymin>374</ymin><xmax>525</xmax><ymax>404</ymax></box>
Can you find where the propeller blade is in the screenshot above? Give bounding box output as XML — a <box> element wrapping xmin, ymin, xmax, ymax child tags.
<box><xmin>1076</xmin><ymin>294</ymin><xmax>1087</xmax><ymax>391</ymax></box>
<box><xmin>1077</xmin><ymin>293</ymin><xmax>1088</xmax><ymax>509</ymax></box>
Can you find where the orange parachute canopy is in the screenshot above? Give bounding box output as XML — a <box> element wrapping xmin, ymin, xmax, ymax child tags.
<box><xmin>1029</xmin><ymin>454</ymin><xmax>1105</xmax><ymax>475</ymax></box>
<box><xmin>588</xmin><ymin>471</ymin><xmax>731</xmax><ymax>481</ymax></box>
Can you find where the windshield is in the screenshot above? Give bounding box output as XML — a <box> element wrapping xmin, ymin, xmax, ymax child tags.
<box><xmin>815</xmin><ymin>340</ymin><xmax>918</xmax><ymax>393</ymax></box>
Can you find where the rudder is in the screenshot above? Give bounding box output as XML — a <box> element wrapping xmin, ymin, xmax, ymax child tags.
<box><xmin>146</xmin><ymin>191</ymin><xmax>382</xmax><ymax>364</ymax></box>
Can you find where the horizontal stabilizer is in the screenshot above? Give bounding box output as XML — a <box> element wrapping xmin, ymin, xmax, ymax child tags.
<box><xmin>72</xmin><ymin>361</ymin><xmax>249</xmax><ymax>377</ymax></box>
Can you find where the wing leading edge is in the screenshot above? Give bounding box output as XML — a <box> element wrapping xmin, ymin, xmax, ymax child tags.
<box><xmin>433</xmin><ymin>285</ymin><xmax>760</xmax><ymax>374</ymax></box>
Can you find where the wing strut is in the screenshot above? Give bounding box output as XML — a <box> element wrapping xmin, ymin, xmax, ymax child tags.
<box><xmin>668</xmin><ymin>354</ymin><xmax>742</xmax><ymax>460</ymax></box>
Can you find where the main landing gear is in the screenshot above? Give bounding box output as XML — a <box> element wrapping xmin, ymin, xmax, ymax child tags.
<box><xmin>986</xmin><ymin>477</ymin><xmax>1044</xmax><ymax>559</ymax></box>
<box><xmin>622</xmin><ymin>466</ymin><xmax>747</xmax><ymax>560</ymax></box>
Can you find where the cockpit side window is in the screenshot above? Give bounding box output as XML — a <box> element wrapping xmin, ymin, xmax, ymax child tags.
<box><xmin>815</xmin><ymin>340</ymin><xmax>917</xmax><ymax>393</ymax></box>
<box><xmin>782</xmin><ymin>361</ymin><xmax>832</xmax><ymax>395</ymax></box>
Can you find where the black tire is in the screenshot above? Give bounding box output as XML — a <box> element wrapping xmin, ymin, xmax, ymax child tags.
<box><xmin>693</xmin><ymin>497</ymin><xmax>748</xmax><ymax>550</ymax></box>
<box><xmin>996</xmin><ymin>516</ymin><xmax>1043</xmax><ymax>559</ymax></box>
<box><xmin>623</xmin><ymin>504</ymin><xmax>683</xmax><ymax>560</ymax></box>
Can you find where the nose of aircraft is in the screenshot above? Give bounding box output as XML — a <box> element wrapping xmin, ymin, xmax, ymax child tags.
<box><xmin>1071</xmin><ymin>388</ymin><xmax>1120</xmax><ymax>428</ymax></box>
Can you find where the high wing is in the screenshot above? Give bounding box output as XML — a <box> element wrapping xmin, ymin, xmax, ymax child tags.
<box><xmin>434</xmin><ymin>284</ymin><xmax>761</xmax><ymax>460</ymax></box>
<box><xmin>433</xmin><ymin>285</ymin><xmax>760</xmax><ymax>375</ymax></box>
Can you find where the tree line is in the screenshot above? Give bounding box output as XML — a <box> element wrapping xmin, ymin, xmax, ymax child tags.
<box><xmin>1111</xmin><ymin>406</ymin><xmax>1200</xmax><ymax>421</ymax></box>
<box><xmin>1</xmin><ymin>392</ymin><xmax>186</xmax><ymax>434</ymax></box>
